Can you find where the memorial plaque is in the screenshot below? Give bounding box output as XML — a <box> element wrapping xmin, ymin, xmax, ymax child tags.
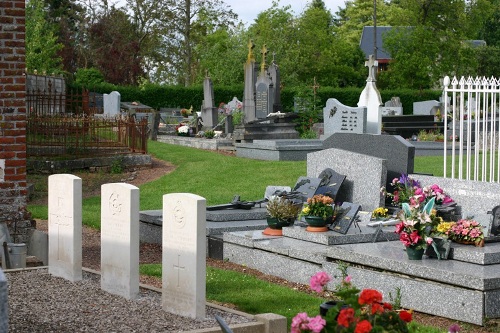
<box><xmin>323</xmin><ymin>98</ymin><xmax>367</xmax><ymax>137</ymax></box>
<box><xmin>255</xmin><ymin>82</ymin><xmax>269</xmax><ymax>119</ymax></box>
<box><xmin>292</xmin><ymin>177</ymin><xmax>322</xmax><ymax>202</ymax></box>
<box><xmin>330</xmin><ymin>202</ymin><xmax>361</xmax><ymax>234</ymax></box>
<box><xmin>315</xmin><ymin>168</ymin><xmax>346</xmax><ymax>200</ymax></box>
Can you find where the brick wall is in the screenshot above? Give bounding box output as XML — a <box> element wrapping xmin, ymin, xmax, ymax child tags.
<box><xmin>0</xmin><ymin>0</ymin><xmax>32</xmax><ymax>243</ymax></box>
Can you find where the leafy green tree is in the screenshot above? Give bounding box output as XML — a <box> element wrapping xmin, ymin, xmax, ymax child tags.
<box><xmin>25</xmin><ymin>0</ymin><xmax>63</xmax><ymax>74</ymax></box>
<box><xmin>74</xmin><ymin>68</ymin><xmax>105</xmax><ymax>86</ymax></box>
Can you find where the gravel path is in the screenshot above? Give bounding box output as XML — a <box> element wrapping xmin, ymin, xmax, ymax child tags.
<box><xmin>6</xmin><ymin>268</ymin><xmax>253</xmax><ymax>332</ymax></box>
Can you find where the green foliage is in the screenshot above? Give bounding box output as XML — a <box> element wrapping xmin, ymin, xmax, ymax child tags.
<box><xmin>203</xmin><ymin>130</ymin><xmax>215</xmax><ymax>139</ymax></box>
<box><xmin>26</xmin><ymin>0</ymin><xmax>63</xmax><ymax>74</ymax></box>
<box><xmin>74</xmin><ymin>68</ymin><xmax>105</xmax><ymax>86</ymax></box>
<box><xmin>110</xmin><ymin>156</ymin><xmax>124</xmax><ymax>174</ymax></box>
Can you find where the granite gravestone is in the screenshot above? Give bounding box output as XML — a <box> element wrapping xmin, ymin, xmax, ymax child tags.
<box><xmin>243</xmin><ymin>40</ymin><xmax>257</xmax><ymax>123</ymax></box>
<box><xmin>307</xmin><ymin>148</ymin><xmax>387</xmax><ymax>211</ymax></box>
<box><xmin>268</xmin><ymin>55</ymin><xmax>282</xmax><ymax>113</ymax></box>
<box><xmin>292</xmin><ymin>177</ymin><xmax>322</xmax><ymax>202</ymax></box>
<box><xmin>322</xmin><ymin>133</ymin><xmax>414</xmax><ymax>189</ymax></box>
<box><xmin>202</xmin><ymin>73</ymin><xmax>218</xmax><ymax>128</ymax></box>
<box><xmin>413</xmin><ymin>100</ymin><xmax>440</xmax><ymax>115</ymax></box>
<box><xmin>330</xmin><ymin>202</ymin><xmax>361</xmax><ymax>234</ymax></box>
<box><xmin>162</xmin><ymin>193</ymin><xmax>206</xmax><ymax>320</ymax></box>
<box><xmin>323</xmin><ymin>98</ymin><xmax>367</xmax><ymax>137</ymax></box>
<box><xmin>101</xmin><ymin>183</ymin><xmax>140</xmax><ymax>300</ymax></box>
<box><xmin>103</xmin><ymin>91</ymin><xmax>120</xmax><ymax>116</ymax></box>
<box><xmin>0</xmin><ymin>269</ymin><xmax>6</xmax><ymax>332</ymax></box>
<box><xmin>48</xmin><ymin>174</ymin><xmax>82</xmax><ymax>282</ymax></box>
<box><xmin>381</xmin><ymin>97</ymin><xmax>403</xmax><ymax>116</ymax></box>
<box><xmin>255</xmin><ymin>45</ymin><xmax>274</xmax><ymax>119</ymax></box>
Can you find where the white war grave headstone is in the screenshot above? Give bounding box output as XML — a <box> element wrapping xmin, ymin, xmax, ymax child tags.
<box><xmin>48</xmin><ymin>174</ymin><xmax>82</xmax><ymax>282</ymax></box>
<box><xmin>162</xmin><ymin>193</ymin><xmax>206</xmax><ymax>319</ymax></box>
<box><xmin>103</xmin><ymin>91</ymin><xmax>121</xmax><ymax>116</ymax></box>
<box><xmin>101</xmin><ymin>183</ymin><xmax>140</xmax><ymax>299</ymax></box>
<box><xmin>358</xmin><ymin>55</ymin><xmax>383</xmax><ymax>134</ymax></box>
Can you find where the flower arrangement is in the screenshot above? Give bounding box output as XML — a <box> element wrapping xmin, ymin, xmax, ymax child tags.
<box><xmin>180</xmin><ymin>106</ymin><xmax>193</xmax><ymax>117</ymax></box>
<box><xmin>218</xmin><ymin>99</ymin><xmax>242</xmax><ymax>115</ymax></box>
<box><xmin>266</xmin><ymin>196</ymin><xmax>301</xmax><ymax>221</ymax></box>
<box><xmin>291</xmin><ymin>270</ymin><xmax>412</xmax><ymax>333</ymax></box>
<box><xmin>395</xmin><ymin>198</ymin><xmax>438</xmax><ymax>250</ymax></box>
<box><xmin>371</xmin><ymin>207</ymin><xmax>389</xmax><ymax>220</ymax></box>
<box><xmin>382</xmin><ymin>174</ymin><xmax>453</xmax><ymax>208</ymax></box>
<box><xmin>437</xmin><ymin>219</ymin><xmax>484</xmax><ymax>246</ymax></box>
<box><xmin>176</xmin><ymin>123</ymin><xmax>190</xmax><ymax>136</ymax></box>
<box><xmin>299</xmin><ymin>194</ymin><xmax>334</xmax><ymax>220</ymax></box>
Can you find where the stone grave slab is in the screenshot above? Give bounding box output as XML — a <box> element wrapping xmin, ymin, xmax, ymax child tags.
<box><xmin>323</xmin><ymin>98</ymin><xmax>367</xmax><ymax>137</ymax></box>
<box><xmin>101</xmin><ymin>183</ymin><xmax>140</xmax><ymax>300</ymax></box>
<box><xmin>307</xmin><ymin>148</ymin><xmax>387</xmax><ymax>211</ymax></box>
<box><xmin>162</xmin><ymin>193</ymin><xmax>206</xmax><ymax>319</ymax></box>
<box><xmin>0</xmin><ymin>269</ymin><xmax>7</xmax><ymax>332</ymax></box>
<box><xmin>48</xmin><ymin>174</ymin><xmax>82</xmax><ymax>282</ymax></box>
<box><xmin>315</xmin><ymin>168</ymin><xmax>345</xmax><ymax>199</ymax></box>
<box><xmin>103</xmin><ymin>91</ymin><xmax>120</xmax><ymax>116</ymax></box>
<box><xmin>323</xmin><ymin>133</ymin><xmax>414</xmax><ymax>188</ymax></box>
<box><xmin>206</xmin><ymin>207</ymin><xmax>267</xmax><ymax>222</ymax></box>
<box><xmin>413</xmin><ymin>100</ymin><xmax>440</xmax><ymax>115</ymax></box>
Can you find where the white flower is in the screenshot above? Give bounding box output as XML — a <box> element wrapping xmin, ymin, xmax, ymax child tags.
<box><xmin>178</xmin><ymin>125</ymin><xmax>189</xmax><ymax>134</ymax></box>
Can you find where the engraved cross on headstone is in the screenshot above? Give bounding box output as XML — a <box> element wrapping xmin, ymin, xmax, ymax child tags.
<box><xmin>365</xmin><ymin>54</ymin><xmax>378</xmax><ymax>82</ymax></box>
<box><xmin>173</xmin><ymin>254</ymin><xmax>185</xmax><ymax>287</ymax></box>
<box><xmin>260</xmin><ymin>44</ymin><xmax>268</xmax><ymax>74</ymax></box>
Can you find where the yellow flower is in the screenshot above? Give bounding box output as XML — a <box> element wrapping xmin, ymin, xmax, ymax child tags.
<box><xmin>302</xmin><ymin>206</ymin><xmax>310</xmax><ymax>215</ymax></box>
<box><xmin>436</xmin><ymin>222</ymin><xmax>455</xmax><ymax>233</ymax></box>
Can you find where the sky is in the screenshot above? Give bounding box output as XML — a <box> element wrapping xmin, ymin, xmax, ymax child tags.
<box><xmin>227</xmin><ymin>0</ymin><xmax>347</xmax><ymax>25</ymax></box>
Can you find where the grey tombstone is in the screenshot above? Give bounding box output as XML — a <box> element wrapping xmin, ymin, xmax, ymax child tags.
<box><xmin>101</xmin><ymin>183</ymin><xmax>140</xmax><ymax>300</ymax></box>
<box><xmin>307</xmin><ymin>148</ymin><xmax>387</xmax><ymax>211</ymax></box>
<box><xmin>0</xmin><ymin>269</ymin><xmax>6</xmax><ymax>332</ymax></box>
<box><xmin>103</xmin><ymin>91</ymin><xmax>121</xmax><ymax>116</ymax></box>
<box><xmin>323</xmin><ymin>98</ymin><xmax>367</xmax><ymax>137</ymax></box>
<box><xmin>243</xmin><ymin>41</ymin><xmax>257</xmax><ymax>123</ymax></box>
<box><xmin>413</xmin><ymin>100</ymin><xmax>440</xmax><ymax>115</ymax></box>
<box><xmin>48</xmin><ymin>174</ymin><xmax>82</xmax><ymax>282</ymax></box>
<box><xmin>255</xmin><ymin>76</ymin><xmax>274</xmax><ymax>119</ymax></box>
<box><xmin>330</xmin><ymin>202</ymin><xmax>361</xmax><ymax>234</ymax></box>
<box><xmin>162</xmin><ymin>193</ymin><xmax>206</xmax><ymax>319</ymax></box>
<box><xmin>202</xmin><ymin>75</ymin><xmax>218</xmax><ymax>128</ymax></box>
<box><xmin>323</xmin><ymin>133</ymin><xmax>415</xmax><ymax>188</ymax></box>
<box><xmin>381</xmin><ymin>97</ymin><xmax>403</xmax><ymax>116</ymax></box>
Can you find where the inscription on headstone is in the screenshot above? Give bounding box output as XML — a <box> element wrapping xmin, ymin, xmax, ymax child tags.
<box><xmin>101</xmin><ymin>183</ymin><xmax>140</xmax><ymax>300</ymax></box>
<box><xmin>48</xmin><ymin>174</ymin><xmax>82</xmax><ymax>282</ymax></box>
<box><xmin>162</xmin><ymin>193</ymin><xmax>206</xmax><ymax>319</ymax></box>
<box><xmin>255</xmin><ymin>83</ymin><xmax>269</xmax><ymax>118</ymax></box>
<box><xmin>292</xmin><ymin>177</ymin><xmax>322</xmax><ymax>202</ymax></box>
<box><xmin>323</xmin><ymin>98</ymin><xmax>367</xmax><ymax>137</ymax></box>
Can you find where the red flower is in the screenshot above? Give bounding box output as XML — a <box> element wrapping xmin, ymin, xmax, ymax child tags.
<box><xmin>399</xmin><ymin>310</ymin><xmax>413</xmax><ymax>322</ymax></box>
<box><xmin>354</xmin><ymin>320</ymin><xmax>372</xmax><ymax>333</ymax></box>
<box><xmin>337</xmin><ymin>307</ymin><xmax>355</xmax><ymax>327</ymax></box>
<box><xmin>383</xmin><ymin>302</ymin><xmax>393</xmax><ymax>310</ymax></box>
<box><xmin>370</xmin><ymin>302</ymin><xmax>384</xmax><ymax>315</ymax></box>
<box><xmin>358</xmin><ymin>289</ymin><xmax>383</xmax><ymax>305</ymax></box>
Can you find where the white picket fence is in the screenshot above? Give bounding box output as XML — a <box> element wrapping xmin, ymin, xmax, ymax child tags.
<box><xmin>443</xmin><ymin>76</ymin><xmax>500</xmax><ymax>182</ymax></box>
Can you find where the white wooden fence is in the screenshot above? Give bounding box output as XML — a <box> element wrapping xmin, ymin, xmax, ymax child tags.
<box><xmin>443</xmin><ymin>76</ymin><xmax>500</xmax><ymax>181</ymax></box>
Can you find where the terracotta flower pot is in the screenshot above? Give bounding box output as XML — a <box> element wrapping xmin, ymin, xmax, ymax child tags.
<box><xmin>304</xmin><ymin>215</ymin><xmax>331</xmax><ymax>232</ymax></box>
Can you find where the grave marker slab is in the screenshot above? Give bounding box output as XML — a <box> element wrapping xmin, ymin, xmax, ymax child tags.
<box><xmin>315</xmin><ymin>168</ymin><xmax>346</xmax><ymax>199</ymax></box>
<box><xmin>48</xmin><ymin>174</ymin><xmax>82</xmax><ymax>282</ymax></box>
<box><xmin>323</xmin><ymin>98</ymin><xmax>367</xmax><ymax>137</ymax></box>
<box><xmin>162</xmin><ymin>193</ymin><xmax>206</xmax><ymax>319</ymax></box>
<box><xmin>103</xmin><ymin>91</ymin><xmax>121</xmax><ymax>116</ymax></box>
<box><xmin>202</xmin><ymin>75</ymin><xmax>218</xmax><ymax>127</ymax></box>
<box><xmin>330</xmin><ymin>202</ymin><xmax>361</xmax><ymax>234</ymax></box>
<box><xmin>307</xmin><ymin>148</ymin><xmax>386</xmax><ymax>211</ymax></box>
<box><xmin>292</xmin><ymin>177</ymin><xmax>322</xmax><ymax>202</ymax></box>
<box><xmin>101</xmin><ymin>183</ymin><xmax>139</xmax><ymax>299</ymax></box>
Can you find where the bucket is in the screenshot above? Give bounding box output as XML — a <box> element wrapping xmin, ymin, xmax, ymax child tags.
<box><xmin>8</xmin><ymin>243</ymin><xmax>26</xmax><ymax>269</ymax></box>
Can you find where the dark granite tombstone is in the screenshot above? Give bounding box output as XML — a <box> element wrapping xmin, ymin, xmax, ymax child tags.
<box><xmin>330</xmin><ymin>202</ymin><xmax>361</xmax><ymax>234</ymax></box>
<box><xmin>255</xmin><ymin>81</ymin><xmax>270</xmax><ymax>118</ymax></box>
<box><xmin>490</xmin><ymin>205</ymin><xmax>500</xmax><ymax>236</ymax></box>
<box><xmin>315</xmin><ymin>168</ymin><xmax>346</xmax><ymax>200</ymax></box>
<box><xmin>292</xmin><ymin>177</ymin><xmax>322</xmax><ymax>202</ymax></box>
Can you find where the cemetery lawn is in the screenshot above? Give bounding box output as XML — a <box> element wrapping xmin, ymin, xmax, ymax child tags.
<box><xmin>27</xmin><ymin>141</ymin><xmax>497</xmax><ymax>332</ymax></box>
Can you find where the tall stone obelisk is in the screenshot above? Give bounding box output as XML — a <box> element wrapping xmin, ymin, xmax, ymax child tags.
<box><xmin>242</xmin><ymin>40</ymin><xmax>257</xmax><ymax>123</ymax></box>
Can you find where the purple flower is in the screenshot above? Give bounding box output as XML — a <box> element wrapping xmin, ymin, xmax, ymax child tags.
<box><xmin>448</xmin><ymin>323</ymin><xmax>460</xmax><ymax>333</ymax></box>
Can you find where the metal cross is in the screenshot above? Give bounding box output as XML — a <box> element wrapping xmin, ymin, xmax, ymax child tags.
<box><xmin>247</xmin><ymin>40</ymin><xmax>255</xmax><ymax>62</ymax></box>
<box><xmin>260</xmin><ymin>44</ymin><xmax>268</xmax><ymax>73</ymax></box>
<box><xmin>312</xmin><ymin>77</ymin><xmax>320</xmax><ymax>95</ymax></box>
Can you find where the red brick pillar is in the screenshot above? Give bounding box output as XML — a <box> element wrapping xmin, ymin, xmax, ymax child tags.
<box><xmin>0</xmin><ymin>0</ymin><xmax>32</xmax><ymax>243</ymax></box>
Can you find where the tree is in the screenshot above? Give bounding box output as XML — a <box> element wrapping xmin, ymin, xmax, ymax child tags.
<box><xmin>26</xmin><ymin>0</ymin><xmax>63</xmax><ymax>74</ymax></box>
<box><xmin>87</xmin><ymin>7</ymin><xmax>144</xmax><ymax>85</ymax></box>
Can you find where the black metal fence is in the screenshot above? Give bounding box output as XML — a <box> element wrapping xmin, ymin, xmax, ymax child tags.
<box><xmin>26</xmin><ymin>75</ymin><xmax>148</xmax><ymax>158</ymax></box>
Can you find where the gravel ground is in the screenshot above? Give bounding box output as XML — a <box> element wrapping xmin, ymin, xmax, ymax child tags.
<box><xmin>6</xmin><ymin>268</ymin><xmax>254</xmax><ymax>332</ymax></box>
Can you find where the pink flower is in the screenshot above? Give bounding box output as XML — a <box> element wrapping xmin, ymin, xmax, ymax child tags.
<box><xmin>307</xmin><ymin>315</ymin><xmax>326</xmax><ymax>333</ymax></box>
<box><xmin>400</xmin><ymin>232</ymin><xmax>412</xmax><ymax>247</ymax></box>
<box><xmin>291</xmin><ymin>313</ymin><xmax>309</xmax><ymax>333</ymax></box>
<box><xmin>469</xmin><ymin>228</ymin><xmax>481</xmax><ymax>238</ymax></box>
<box><xmin>310</xmin><ymin>272</ymin><xmax>331</xmax><ymax>293</ymax></box>
<box><xmin>409</xmin><ymin>231</ymin><xmax>421</xmax><ymax>244</ymax></box>
<box><xmin>344</xmin><ymin>275</ymin><xmax>352</xmax><ymax>283</ymax></box>
<box><xmin>426</xmin><ymin>237</ymin><xmax>433</xmax><ymax>245</ymax></box>
<box><xmin>395</xmin><ymin>222</ymin><xmax>405</xmax><ymax>234</ymax></box>
<box><xmin>443</xmin><ymin>196</ymin><xmax>454</xmax><ymax>204</ymax></box>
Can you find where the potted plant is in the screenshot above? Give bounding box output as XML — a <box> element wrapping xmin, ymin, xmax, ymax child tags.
<box><xmin>395</xmin><ymin>197</ymin><xmax>438</xmax><ymax>260</ymax></box>
<box><xmin>263</xmin><ymin>196</ymin><xmax>300</xmax><ymax>236</ymax></box>
<box><xmin>446</xmin><ymin>218</ymin><xmax>484</xmax><ymax>247</ymax></box>
<box><xmin>176</xmin><ymin>124</ymin><xmax>190</xmax><ymax>136</ymax></box>
<box><xmin>371</xmin><ymin>207</ymin><xmax>389</xmax><ymax>220</ymax></box>
<box><xmin>299</xmin><ymin>194</ymin><xmax>334</xmax><ymax>232</ymax></box>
